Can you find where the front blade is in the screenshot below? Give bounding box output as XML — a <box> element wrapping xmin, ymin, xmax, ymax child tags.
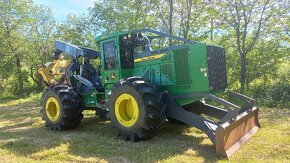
<box><xmin>215</xmin><ymin>107</ymin><xmax>260</xmax><ymax>158</ymax></box>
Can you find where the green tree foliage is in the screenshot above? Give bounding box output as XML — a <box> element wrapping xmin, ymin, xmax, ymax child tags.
<box><xmin>89</xmin><ymin>0</ymin><xmax>160</xmax><ymax>33</ymax></box>
<box><xmin>0</xmin><ymin>0</ymin><xmax>34</xmax><ymax>96</ymax></box>
<box><xmin>55</xmin><ymin>14</ymin><xmax>95</xmax><ymax>48</ymax></box>
<box><xmin>0</xmin><ymin>0</ymin><xmax>288</xmax><ymax>107</ymax></box>
<box><xmin>24</xmin><ymin>6</ymin><xmax>57</xmax><ymax>91</ymax></box>
<box><xmin>211</xmin><ymin>0</ymin><xmax>287</xmax><ymax>93</ymax></box>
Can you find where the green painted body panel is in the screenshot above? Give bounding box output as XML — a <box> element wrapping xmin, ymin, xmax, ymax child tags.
<box><xmin>81</xmin><ymin>88</ymin><xmax>105</xmax><ymax>108</ymax></box>
<box><xmin>82</xmin><ymin>30</ymin><xmax>226</xmax><ymax>108</ymax></box>
<box><xmin>133</xmin><ymin>43</ymin><xmax>210</xmax><ymax>105</ymax></box>
<box><xmin>188</xmin><ymin>43</ymin><xmax>209</xmax><ymax>92</ymax></box>
<box><xmin>98</xmin><ymin>36</ymin><xmax>134</xmax><ymax>102</ymax></box>
<box><xmin>81</xmin><ymin>92</ymin><xmax>98</xmax><ymax>107</ymax></box>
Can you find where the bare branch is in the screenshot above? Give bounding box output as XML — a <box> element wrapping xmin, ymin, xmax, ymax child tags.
<box><xmin>246</xmin><ymin>0</ymin><xmax>270</xmax><ymax>53</ymax></box>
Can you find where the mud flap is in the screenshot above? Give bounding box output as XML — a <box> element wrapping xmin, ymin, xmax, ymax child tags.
<box><xmin>215</xmin><ymin>107</ymin><xmax>260</xmax><ymax>157</ymax></box>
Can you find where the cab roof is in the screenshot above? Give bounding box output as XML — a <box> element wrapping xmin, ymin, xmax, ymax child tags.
<box><xmin>95</xmin><ymin>31</ymin><xmax>129</xmax><ymax>42</ymax></box>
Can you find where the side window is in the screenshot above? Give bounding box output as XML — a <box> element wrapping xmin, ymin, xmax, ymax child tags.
<box><xmin>103</xmin><ymin>41</ymin><xmax>116</xmax><ymax>70</ymax></box>
<box><xmin>120</xmin><ymin>43</ymin><xmax>134</xmax><ymax>68</ymax></box>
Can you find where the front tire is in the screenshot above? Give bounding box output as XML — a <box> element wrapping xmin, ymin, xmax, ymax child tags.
<box><xmin>41</xmin><ymin>85</ymin><xmax>84</xmax><ymax>130</ymax></box>
<box><xmin>109</xmin><ymin>77</ymin><xmax>166</xmax><ymax>141</ymax></box>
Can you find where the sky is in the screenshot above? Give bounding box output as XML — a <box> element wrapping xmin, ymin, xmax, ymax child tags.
<box><xmin>33</xmin><ymin>0</ymin><xmax>95</xmax><ymax>22</ymax></box>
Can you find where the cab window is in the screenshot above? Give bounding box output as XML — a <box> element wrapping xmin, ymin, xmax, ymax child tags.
<box><xmin>120</xmin><ymin>42</ymin><xmax>134</xmax><ymax>68</ymax></box>
<box><xmin>103</xmin><ymin>41</ymin><xmax>116</xmax><ymax>70</ymax></box>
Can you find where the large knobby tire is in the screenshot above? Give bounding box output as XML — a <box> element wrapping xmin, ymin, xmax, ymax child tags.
<box><xmin>109</xmin><ymin>77</ymin><xmax>167</xmax><ymax>141</ymax></box>
<box><xmin>41</xmin><ymin>85</ymin><xmax>84</xmax><ymax>130</ymax></box>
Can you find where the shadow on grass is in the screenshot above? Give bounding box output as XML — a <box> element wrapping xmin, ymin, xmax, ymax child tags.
<box><xmin>0</xmin><ymin>95</ymin><xmax>20</xmax><ymax>103</ymax></box>
<box><xmin>0</xmin><ymin>101</ymin><xmax>225</xmax><ymax>162</ymax></box>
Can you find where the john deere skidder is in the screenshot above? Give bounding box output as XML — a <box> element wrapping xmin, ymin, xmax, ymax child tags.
<box><xmin>39</xmin><ymin>29</ymin><xmax>260</xmax><ymax>157</ymax></box>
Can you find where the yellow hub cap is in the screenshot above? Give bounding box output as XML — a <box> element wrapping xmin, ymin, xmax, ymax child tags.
<box><xmin>115</xmin><ymin>93</ymin><xmax>139</xmax><ymax>127</ymax></box>
<box><xmin>45</xmin><ymin>97</ymin><xmax>61</xmax><ymax>122</ymax></box>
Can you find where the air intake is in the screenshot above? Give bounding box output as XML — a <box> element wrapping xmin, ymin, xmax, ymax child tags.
<box><xmin>207</xmin><ymin>45</ymin><xmax>227</xmax><ymax>91</ymax></box>
<box><xmin>174</xmin><ymin>48</ymin><xmax>190</xmax><ymax>85</ymax></box>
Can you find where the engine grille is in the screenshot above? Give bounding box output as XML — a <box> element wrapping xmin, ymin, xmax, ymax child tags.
<box><xmin>174</xmin><ymin>48</ymin><xmax>190</xmax><ymax>85</ymax></box>
<box><xmin>207</xmin><ymin>45</ymin><xmax>227</xmax><ymax>91</ymax></box>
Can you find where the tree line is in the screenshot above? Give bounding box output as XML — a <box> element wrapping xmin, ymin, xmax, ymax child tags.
<box><xmin>0</xmin><ymin>0</ymin><xmax>289</xmax><ymax>107</ymax></box>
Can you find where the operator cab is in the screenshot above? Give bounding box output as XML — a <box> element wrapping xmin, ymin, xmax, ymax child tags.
<box><xmin>96</xmin><ymin>28</ymin><xmax>193</xmax><ymax>88</ymax></box>
<box><xmin>97</xmin><ymin>31</ymin><xmax>152</xmax><ymax>86</ymax></box>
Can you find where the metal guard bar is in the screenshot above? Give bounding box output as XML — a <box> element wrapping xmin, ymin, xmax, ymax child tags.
<box><xmin>173</xmin><ymin>91</ymin><xmax>256</xmax><ymax>123</ymax></box>
<box><xmin>165</xmin><ymin>91</ymin><xmax>260</xmax><ymax>157</ymax></box>
<box><xmin>131</xmin><ymin>28</ymin><xmax>198</xmax><ymax>44</ymax></box>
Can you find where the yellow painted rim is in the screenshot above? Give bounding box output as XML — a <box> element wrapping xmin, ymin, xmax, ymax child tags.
<box><xmin>45</xmin><ymin>97</ymin><xmax>61</xmax><ymax>122</ymax></box>
<box><xmin>115</xmin><ymin>93</ymin><xmax>139</xmax><ymax>127</ymax></box>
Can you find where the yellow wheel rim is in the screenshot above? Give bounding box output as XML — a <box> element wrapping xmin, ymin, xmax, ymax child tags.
<box><xmin>115</xmin><ymin>93</ymin><xmax>139</xmax><ymax>127</ymax></box>
<box><xmin>45</xmin><ymin>97</ymin><xmax>61</xmax><ymax>122</ymax></box>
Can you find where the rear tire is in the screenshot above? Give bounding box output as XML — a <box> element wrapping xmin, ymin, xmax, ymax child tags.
<box><xmin>109</xmin><ymin>77</ymin><xmax>166</xmax><ymax>141</ymax></box>
<box><xmin>41</xmin><ymin>85</ymin><xmax>84</xmax><ymax>130</ymax></box>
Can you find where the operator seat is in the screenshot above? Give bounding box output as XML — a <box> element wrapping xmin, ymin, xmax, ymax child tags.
<box><xmin>82</xmin><ymin>64</ymin><xmax>104</xmax><ymax>92</ymax></box>
<box><xmin>65</xmin><ymin>62</ymin><xmax>104</xmax><ymax>92</ymax></box>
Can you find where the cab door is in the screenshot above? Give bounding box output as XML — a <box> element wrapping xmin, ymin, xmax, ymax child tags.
<box><xmin>101</xmin><ymin>38</ymin><xmax>120</xmax><ymax>85</ymax></box>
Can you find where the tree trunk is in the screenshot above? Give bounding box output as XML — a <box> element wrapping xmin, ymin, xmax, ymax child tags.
<box><xmin>169</xmin><ymin>0</ymin><xmax>173</xmax><ymax>46</ymax></box>
<box><xmin>37</xmin><ymin>74</ymin><xmax>43</xmax><ymax>92</ymax></box>
<box><xmin>240</xmin><ymin>54</ymin><xmax>246</xmax><ymax>94</ymax></box>
<box><xmin>16</xmin><ymin>55</ymin><xmax>23</xmax><ymax>96</ymax></box>
<box><xmin>29</xmin><ymin>66</ymin><xmax>43</xmax><ymax>92</ymax></box>
<box><xmin>210</xmin><ymin>18</ymin><xmax>214</xmax><ymax>41</ymax></box>
<box><xmin>184</xmin><ymin>0</ymin><xmax>193</xmax><ymax>39</ymax></box>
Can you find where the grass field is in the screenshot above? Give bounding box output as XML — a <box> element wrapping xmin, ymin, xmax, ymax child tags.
<box><xmin>0</xmin><ymin>94</ymin><xmax>289</xmax><ymax>162</ymax></box>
